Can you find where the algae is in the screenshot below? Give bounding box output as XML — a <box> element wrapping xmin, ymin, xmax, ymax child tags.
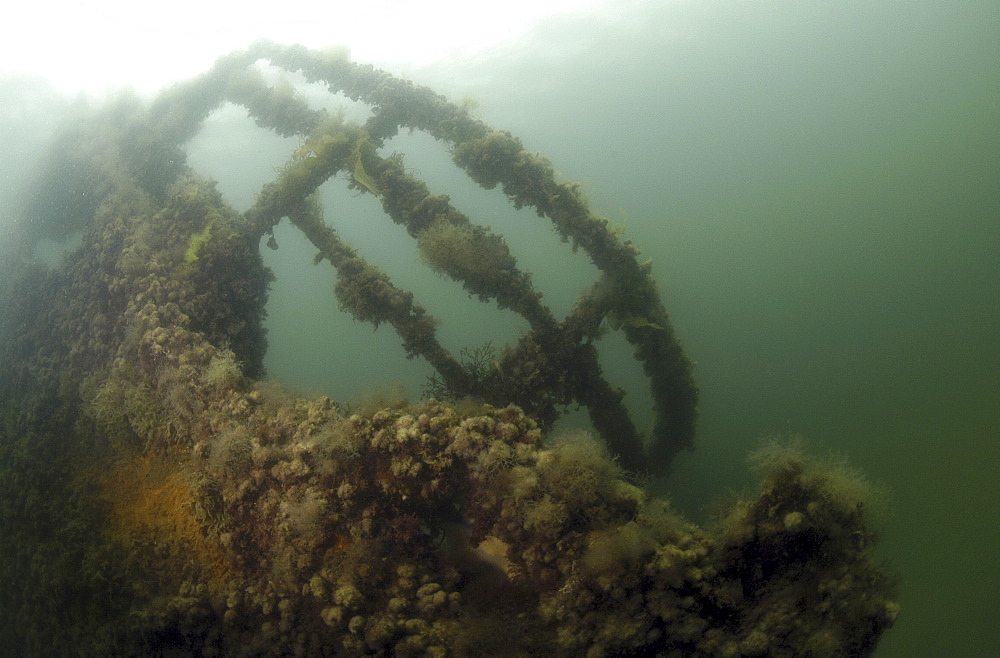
<box><xmin>347</xmin><ymin>133</ymin><xmax>382</xmax><ymax>196</ymax></box>
<box><xmin>0</xmin><ymin>42</ymin><xmax>896</xmax><ymax>656</ymax></box>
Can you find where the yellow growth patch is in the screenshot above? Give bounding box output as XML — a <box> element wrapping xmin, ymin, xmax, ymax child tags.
<box><xmin>99</xmin><ymin>455</ymin><xmax>230</xmax><ymax>587</ymax></box>
<box><xmin>184</xmin><ymin>220</ymin><xmax>214</xmax><ymax>265</ymax></box>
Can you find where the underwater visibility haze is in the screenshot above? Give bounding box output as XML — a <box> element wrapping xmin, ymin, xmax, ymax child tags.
<box><xmin>1</xmin><ymin>1</ymin><xmax>997</xmax><ymax>656</ymax></box>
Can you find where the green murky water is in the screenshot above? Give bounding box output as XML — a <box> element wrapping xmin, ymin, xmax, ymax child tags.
<box><xmin>3</xmin><ymin>2</ymin><xmax>997</xmax><ymax>654</ymax></box>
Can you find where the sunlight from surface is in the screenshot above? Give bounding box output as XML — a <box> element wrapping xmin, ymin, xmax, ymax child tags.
<box><xmin>1</xmin><ymin>0</ymin><xmax>620</xmax><ymax>95</ymax></box>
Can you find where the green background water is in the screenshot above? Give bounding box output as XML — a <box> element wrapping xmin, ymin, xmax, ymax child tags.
<box><xmin>3</xmin><ymin>1</ymin><xmax>997</xmax><ymax>655</ymax></box>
